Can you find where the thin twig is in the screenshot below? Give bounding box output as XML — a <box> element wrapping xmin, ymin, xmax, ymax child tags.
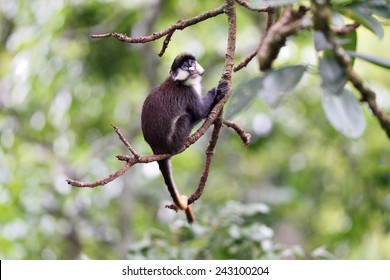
<box><xmin>112</xmin><ymin>125</ymin><xmax>140</xmax><ymax>159</ymax></box>
<box><xmin>234</xmin><ymin>7</ymin><xmax>275</xmax><ymax>71</ymax></box>
<box><xmin>66</xmin><ymin>160</ymin><xmax>134</xmax><ymax>188</ymax></box>
<box><xmin>159</xmin><ymin>31</ymin><xmax>174</xmax><ymax>57</ymax></box>
<box><xmin>67</xmin><ymin>126</ymin><xmax>171</xmax><ymax>188</ymax></box>
<box><xmin>223</xmin><ymin>119</ymin><xmax>251</xmax><ymax>145</ymax></box>
<box><xmin>333</xmin><ymin>23</ymin><xmax>360</xmax><ymax>35</ymax></box>
<box><xmin>91</xmin><ymin>4</ymin><xmax>225</xmax><ymax>47</ymax></box>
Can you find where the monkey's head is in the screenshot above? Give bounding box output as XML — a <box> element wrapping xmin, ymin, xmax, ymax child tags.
<box><xmin>169</xmin><ymin>53</ymin><xmax>205</xmax><ymax>87</ymax></box>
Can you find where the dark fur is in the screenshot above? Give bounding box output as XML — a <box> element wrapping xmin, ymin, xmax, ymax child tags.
<box><xmin>142</xmin><ymin>77</ymin><xmax>225</xmax><ymax>154</ymax></box>
<box><xmin>141</xmin><ymin>53</ymin><xmax>228</xmax><ymax>223</ymax></box>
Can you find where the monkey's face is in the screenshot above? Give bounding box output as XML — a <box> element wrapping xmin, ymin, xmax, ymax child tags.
<box><xmin>170</xmin><ymin>55</ymin><xmax>205</xmax><ymax>86</ymax></box>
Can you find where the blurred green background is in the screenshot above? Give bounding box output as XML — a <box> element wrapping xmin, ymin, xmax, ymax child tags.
<box><xmin>1</xmin><ymin>0</ymin><xmax>390</xmax><ymax>259</ymax></box>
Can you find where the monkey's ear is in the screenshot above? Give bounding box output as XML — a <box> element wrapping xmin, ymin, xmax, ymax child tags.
<box><xmin>169</xmin><ymin>69</ymin><xmax>177</xmax><ymax>80</ymax></box>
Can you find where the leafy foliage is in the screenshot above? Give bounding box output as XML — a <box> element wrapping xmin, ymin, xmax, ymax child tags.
<box><xmin>337</xmin><ymin>0</ymin><xmax>390</xmax><ymax>38</ymax></box>
<box><xmin>231</xmin><ymin>0</ymin><xmax>390</xmax><ymax>138</ymax></box>
<box><xmin>127</xmin><ymin>201</ymin><xmax>332</xmax><ymax>259</ymax></box>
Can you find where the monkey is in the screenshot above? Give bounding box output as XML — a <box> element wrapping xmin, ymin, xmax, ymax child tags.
<box><xmin>141</xmin><ymin>53</ymin><xmax>228</xmax><ymax>224</ymax></box>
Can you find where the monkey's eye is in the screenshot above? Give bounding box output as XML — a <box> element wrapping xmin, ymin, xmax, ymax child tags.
<box><xmin>181</xmin><ymin>60</ymin><xmax>194</xmax><ymax>70</ymax></box>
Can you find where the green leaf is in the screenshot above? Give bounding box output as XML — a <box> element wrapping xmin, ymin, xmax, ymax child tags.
<box><xmin>225</xmin><ymin>77</ymin><xmax>263</xmax><ymax>119</ymax></box>
<box><xmin>347</xmin><ymin>51</ymin><xmax>390</xmax><ymax>69</ymax></box>
<box><xmin>338</xmin><ymin>4</ymin><xmax>384</xmax><ymax>38</ymax></box>
<box><xmin>321</xmin><ymin>88</ymin><xmax>366</xmax><ymax>138</ymax></box>
<box><xmin>247</xmin><ymin>0</ymin><xmax>299</xmax><ymax>9</ymax></box>
<box><xmin>225</xmin><ymin>65</ymin><xmax>306</xmax><ymax>118</ymax></box>
<box><xmin>319</xmin><ymin>56</ymin><xmax>345</xmax><ymax>95</ymax></box>
<box><xmin>314</xmin><ymin>31</ymin><xmax>331</xmax><ymax>51</ymax></box>
<box><xmin>258</xmin><ymin>65</ymin><xmax>306</xmax><ymax>108</ymax></box>
<box><xmin>314</xmin><ymin>29</ymin><xmax>356</xmax><ymax>54</ymax></box>
<box><xmin>337</xmin><ymin>29</ymin><xmax>357</xmax><ymax>53</ymax></box>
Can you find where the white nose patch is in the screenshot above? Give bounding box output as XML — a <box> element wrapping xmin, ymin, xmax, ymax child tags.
<box><xmin>195</xmin><ymin>62</ymin><xmax>204</xmax><ymax>75</ymax></box>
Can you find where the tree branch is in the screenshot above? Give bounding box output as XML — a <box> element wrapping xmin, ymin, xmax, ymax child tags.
<box><xmin>181</xmin><ymin>0</ymin><xmax>237</xmax><ymax>149</ymax></box>
<box><xmin>258</xmin><ymin>6</ymin><xmax>311</xmax><ymax>71</ymax></box>
<box><xmin>187</xmin><ymin>0</ymin><xmax>237</xmax><ymax>206</ymax></box>
<box><xmin>312</xmin><ymin>2</ymin><xmax>390</xmax><ymax>139</ymax></box>
<box><xmin>91</xmin><ymin>4</ymin><xmax>226</xmax><ymax>56</ymax></box>
<box><xmin>188</xmin><ymin>118</ymin><xmax>224</xmax><ymax>205</ymax></box>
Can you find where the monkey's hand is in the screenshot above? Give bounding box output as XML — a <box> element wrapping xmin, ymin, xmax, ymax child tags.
<box><xmin>215</xmin><ymin>80</ymin><xmax>229</xmax><ymax>102</ymax></box>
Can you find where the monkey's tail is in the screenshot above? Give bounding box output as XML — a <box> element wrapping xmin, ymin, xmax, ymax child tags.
<box><xmin>158</xmin><ymin>158</ymin><xmax>194</xmax><ymax>224</ymax></box>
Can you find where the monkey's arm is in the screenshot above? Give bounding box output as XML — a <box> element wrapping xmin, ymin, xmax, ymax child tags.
<box><xmin>193</xmin><ymin>81</ymin><xmax>229</xmax><ymax>119</ymax></box>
